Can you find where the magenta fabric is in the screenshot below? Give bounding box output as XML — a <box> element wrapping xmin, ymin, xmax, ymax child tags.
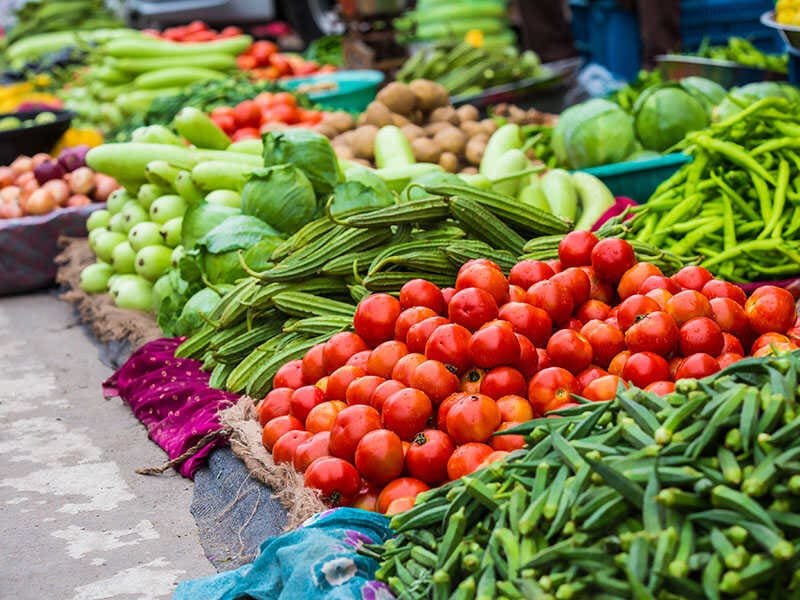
<box><xmin>102</xmin><ymin>337</ymin><xmax>240</xmax><ymax>478</ymax></box>
<box><xmin>591</xmin><ymin>196</ymin><xmax>638</xmax><ymax>232</ymax></box>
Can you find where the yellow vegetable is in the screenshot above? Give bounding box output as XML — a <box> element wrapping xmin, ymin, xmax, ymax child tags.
<box><xmin>52</xmin><ymin>128</ymin><xmax>104</xmax><ymax>155</ymax></box>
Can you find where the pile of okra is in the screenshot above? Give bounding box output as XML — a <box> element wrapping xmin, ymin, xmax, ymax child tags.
<box><xmin>362</xmin><ymin>351</ymin><xmax>800</xmax><ymax>600</ymax></box>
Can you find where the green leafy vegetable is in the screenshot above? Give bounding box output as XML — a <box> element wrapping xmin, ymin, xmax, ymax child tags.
<box><xmin>262</xmin><ymin>129</ymin><xmax>341</xmax><ymax>197</ymax></box>
<box><xmin>241</xmin><ymin>165</ymin><xmax>316</xmax><ymax>234</ymax></box>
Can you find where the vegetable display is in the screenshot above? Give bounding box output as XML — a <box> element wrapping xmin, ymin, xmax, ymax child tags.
<box><xmin>366</xmin><ymin>350</ymin><xmax>800</xmax><ymax>599</ymax></box>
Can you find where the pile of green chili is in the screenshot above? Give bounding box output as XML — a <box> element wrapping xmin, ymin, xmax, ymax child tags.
<box><xmin>623</xmin><ymin>97</ymin><xmax>800</xmax><ymax>283</ymax></box>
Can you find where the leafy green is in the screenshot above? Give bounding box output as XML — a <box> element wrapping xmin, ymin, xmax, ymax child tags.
<box><xmin>196</xmin><ymin>215</ymin><xmax>282</xmax><ymax>254</ymax></box>
<box><xmin>262</xmin><ymin>129</ymin><xmax>341</xmax><ymax>198</ymax></box>
<box><xmin>328</xmin><ymin>180</ymin><xmax>393</xmax><ymax>218</ymax></box>
<box><xmin>241</xmin><ymin>165</ymin><xmax>316</xmax><ymax>234</ymax></box>
<box><xmin>633</xmin><ymin>85</ymin><xmax>709</xmax><ymax>152</ymax></box>
<box><xmin>181</xmin><ymin>201</ymin><xmax>240</xmax><ymax>250</ymax></box>
<box><xmin>303</xmin><ymin>35</ymin><xmax>344</xmax><ymax>67</ymax></box>
<box><xmin>552</xmin><ymin>99</ymin><xmax>636</xmax><ymax>169</ymax></box>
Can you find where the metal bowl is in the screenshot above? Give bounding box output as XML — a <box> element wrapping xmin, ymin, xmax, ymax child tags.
<box><xmin>761</xmin><ymin>10</ymin><xmax>800</xmax><ymax>49</ymax></box>
<box><xmin>655</xmin><ymin>54</ymin><xmax>787</xmax><ymax>88</ymax></box>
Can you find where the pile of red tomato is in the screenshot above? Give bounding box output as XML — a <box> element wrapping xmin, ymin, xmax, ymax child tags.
<box><xmin>208</xmin><ymin>92</ymin><xmax>328</xmax><ymax>141</ymax></box>
<box><xmin>256</xmin><ymin>232</ymin><xmax>800</xmax><ymax>514</ymax></box>
<box><xmin>142</xmin><ymin>20</ymin><xmax>244</xmax><ymax>43</ymax></box>
<box><xmin>237</xmin><ymin>40</ymin><xmax>335</xmax><ymax>80</ymax></box>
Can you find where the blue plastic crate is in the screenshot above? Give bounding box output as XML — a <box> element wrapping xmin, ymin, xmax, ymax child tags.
<box><xmin>579</xmin><ymin>153</ymin><xmax>692</xmax><ymax>203</ymax></box>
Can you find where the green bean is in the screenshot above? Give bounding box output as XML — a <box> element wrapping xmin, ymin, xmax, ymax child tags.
<box><xmin>761</xmin><ymin>159</ymin><xmax>790</xmax><ymax>238</ymax></box>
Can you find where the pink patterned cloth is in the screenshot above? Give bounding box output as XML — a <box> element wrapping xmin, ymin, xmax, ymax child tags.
<box><xmin>102</xmin><ymin>337</ymin><xmax>240</xmax><ymax>478</ymax></box>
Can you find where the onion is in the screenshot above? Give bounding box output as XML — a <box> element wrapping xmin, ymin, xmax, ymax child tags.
<box><xmin>68</xmin><ymin>167</ymin><xmax>95</xmax><ymax>195</ymax></box>
<box><xmin>24</xmin><ymin>187</ymin><xmax>57</xmax><ymax>215</ymax></box>
<box><xmin>33</xmin><ymin>159</ymin><xmax>65</xmax><ymax>185</ymax></box>
<box><xmin>16</xmin><ymin>171</ymin><xmax>34</xmax><ymax>186</ymax></box>
<box><xmin>43</xmin><ymin>179</ymin><xmax>70</xmax><ymax>205</ymax></box>
<box><xmin>57</xmin><ymin>145</ymin><xmax>90</xmax><ymax>173</ymax></box>
<box><xmin>10</xmin><ymin>156</ymin><xmax>33</xmax><ymax>175</ymax></box>
<box><xmin>20</xmin><ymin>179</ymin><xmax>38</xmax><ymax>198</ymax></box>
<box><xmin>0</xmin><ymin>186</ymin><xmax>21</xmax><ymax>204</ymax></box>
<box><xmin>92</xmin><ymin>173</ymin><xmax>118</xmax><ymax>202</ymax></box>
<box><xmin>31</xmin><ymin>153</ymin><xmax>51</xmax><ymax>168</ymax></box>
<box><xmin>67</xmin><ymin>194</ymin><xmax>90</xmax><ymax>207</ymax></box>
<box><xmin>0</xmin><ymin>201</ymin><xmax>22</xmax><ymax>219</ymax></box>
<box><xmin>0</xmin><ymin>166</ymin><xmax>15</xmax><ymax>187</ymax></box>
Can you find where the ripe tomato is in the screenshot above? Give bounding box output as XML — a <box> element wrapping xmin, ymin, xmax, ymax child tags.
<box><xmin>509</xmin><ymin>260</ymin><xmax>554</xmax><ymax>289</ymax></box>
<box><xmin>496</xmin><ymin>394</ymin><xmax>533</xmax><ymax>421</ymax></box>
<box><xmin>528</xmin><ymin>367</ymin><xmax>580</xmax><ymax>415</ymax></box>
<box><xmin>328</xmin><ymin>405</ymin><xmax>382</xmax><ymax>462</ymax></box>
<box><xmin>290</xmin><ymin>385</ymin><xmax>326</xmax><ymax>422</ymax></box>
<box><xmin>580</xmin><ymin>320</ymin><xmax>625</xmax><ymax>368</ymax></box>
<box><xmin>326</xmin><ymin>365</ymin><xmax>367</xmax><ymax>402</ymax></box>
<box><xmin>546</xmin><ymin>329</ymin><xmax>593</xmax><ymax>374</ymax></box>
<box><xmin>394</xmin><ymin>306</ymin><xmax>438</xmax><ymax>341</ymax></box>
<box><xmin>581</xmin><ymin>374</ymin><xmax>625</xmax><ymax>401</ymax></box>
<box><xmin>250</xmin><ymin>40</ymin><xmax>277</xmax><ymax>62</ymax></box>
<box><xmin>231</xmin><ymin>127</ymin><xmax>260</xmax><ymax>141</ymax></box>
<box><xmin>590</xmin><ymin>238</ymin><xmax>636</xmax><ymax>284</ymax></box>
<box><xmin>622</xmin><ymin>352</ymin><xmax>670</xmax><ymax>388</ymax></box>
<box><xmin>258</xmin><ymin>387</ymin><xmax>293</xmax><ymax>426</ymax></box>
<box><xmin>675</xmin><ymin>353</ymin><xmax>720</xmax><ymax>379</ymax></box>
<box><xmin>293</xmin><ymin>431</ymin><xmax>330</xmax><ymax>471</ymax></box>
<box><xmin>751</xmin><ymin>332</ymin><xmax>792</xmax><ymax>354</ymax></box>
<box><xmin>385</xmin><ymin>497</ymin><xmax>416</xmax><ymax>515</ymax></box>
<box><xmin>618</xmin><ymin>262</ymin><xmax>663</xmax><ymax>300</ymax></box>
<box><xmin>382</xmin><ymin>388</ymin><xmax>433</xmax><ymax>441</ymax></box>
<box><xmin>701</xmin><ymin>279</ymin><xmax>747</xmax><ymax>305</ymax></box>
<box><xmin>305</xmin><ymin>400</ymin><xmax>346</xmax><ymax>433</ymax></box>
<box><xmin>232</xmin><ymin>100</ymin><xmax>261</xmax><ymax>128</ymax></box>
<box><xmin>376</xmin><ymin>477</ymin><xmax>430</xmax><ymax>513</ymax></box>
<box><xmin>273</xmin><ymin>359</ymin><xmax>304</xmax><ymax>389</ymax></box>
<box><xmin>448</xmin><ymin>287</ymin><xmax>499</xmax><ymax>331</ymax></box>
<box><xmin>425</xmin><ymin>323</ymin><xmax>473</xmax><ymax>373</ymax></box>
<box><xmin>391</xmin><ymin>353</ymin><xmax>426</xmax><ymax>386</ymax></box>
<box><xmin>666</xmin><ymin>290</ymin><xmax>713</xmax><ymax>326</ymax></box>
<box><xmin>458</xmin><ymin>258</ymin><xmax>501</xmax><ymax>277</ymax></box>
<box><xmin>370</xmin><ymin>379</ymin><xmax>406</xmax><ymax>412</ymax></box>
<box><xmin>558</xmin><ymin>230</ymin><xmax>598</xmax><ymax>267</ymax></box>
<box><xmin>678</xmin><ymin>317</ymin><xmax>723</xmax><ymax>357</ymax></box>
<box><xmin>720</xmin><ymin>332</ymin><xmax>744</xmax><ymax>355</ymax></box>
<box><xmin>551</xmin><ymin>267</ymin><xmax>591</xmax><ymax>307</ymax></box>
<box><xmin>581</xmin><ymin>265</ymin><xmax>616</xmax><ymax>304</ymax></box>
<box><xmin>515</xmin><ymin>334</ymin><xmax>540</xmax><ymax>379</ymax></box>
<box><xmin>481</xmin><ymin>367</ymin><xmax>527</xmax><ymax>399</ymax></box>
<box><xmin>302</xmin><ymin>344</ymin><xmax>326</xmax><ymax>385</ymax></box>
<box><xmin>399</xmin><ymin>279</ymin><xmax>445</xmax><ymax>313</ymax></box>
<box><xmin>456</xmin><ymin>263</ymin><xmax>509</xmax><ymax>305</ymax></box>
<box><xmin>354</xmin><ymin>429</ymin><xmax>405</xmax><ymax>486</ymax></box>
<box><xmin>272</xmin><ymin>430</ymin><xmax>312</xmax><ymax>465</ymax></box>
<box><xmin>469</xmin><ymin>323</ymin><xmax>521</xmax><ymax>368</ymax></box>
<box><xmin>624</xmin><ymin>310</ymin><xmax>679</xmax><ymax>356</ymax></box>
<box><xmin>410</xmin><ymin>359</ymin><xmax>459</xmax><ymax>404</ymax></box>
<box><xmin>305</xmin><ymin>457</ymin><xmax>361</xmax><ymax>505</ymax></box>
<box><xmin>323</xmin><ymin>332</ymin><xmax>369</xmax><ymax>373</ymax></box>
<box><xmin>509</xmin><ymin>285</ymin><xmax>528</xmax><ymax>302</ymax></box>
<box><xmin>262</xmin><ymin>415</ymin><xmax>304</xmax><ymax>451</ymax></box>
<box><xmin>717</xmin><ymin>352</ymin><xmax>744</xmax><ymax>370</ymax></box>
<box><xmin>644</xmin><ymin>381</ymin><xmax>676</xmax><ymax>396</ymax></box>
<box><xmin>754</xmin><ymin>342</ymin><xmax>799</xmax><ymax>357</ymax></box>
<box><xmin>346</xmin><ymin>350</ymin><xmax>371</xmax><ymax>371</ymax></box>
<box><xmin>498</xmin><ymin>302</ymin><xmax>552</xmax><ymax>347</ymax></box>
<box><xmin>446</xmin><ymin>443</ymin><xmax>494</xmax><ymax>480</ymax></box>
<box><xmin>405</xmin><ymin>429</ymin><xmax>455</xmax><ymax>484</ymax></box>
<box><xmin>527</xmin><ymin>279</ymin><xmax>574</xmax><ymax>324</ymax></box>
<box><xmin>446</xmin><ymin>393</ymin><xmax>501</xmax><ymax>443</ymax></box>
<box><xmin>354</xmin><ymin>293</ymin><xmax>401</xmax><ymax>347</ymax></box>
<box><xmin>645</xmin><ymin>288</ymin><xmax>673</xmax><ymax>311</ymax></box>
<box><xmin>576</xmin><ymin>365</ymin><xmax>608</xmax><ymax>389</ymax></box>
<box><xmin>351</xmin><ymin>484</ymin><xmax>380</xmax><ymax>512</ymax></box>
<box><xmin>617</xmin><ymin>294</ymin><xmax>660</xmax><ymax>331</ymax></box>
<box><xmin>638</xmin><ymin>275</ymin><xmax>680</xmax><ymax>295</ymax></box>
<box><xmin>211</xmin><ymin>113</ymin><xmax>236</xmax><ymax>134</ymax></box>
<box><xmin>709</xmin><ymin>297</ymin><xmax>751</xmax><ymax>340</ymax></box>
<box><xmin>366</xmin><ymin>340</ymin><xmax>408</xmax><ymax>379</ymax></box>
<box><xmin>536</xmin><ymin>348</ymin><xmax>552</xmax><ymax>370</ymax></box>
<box><xmin>406</xmin><ymin>316</ymin><xmax>450</xmax><ymax>353</ymax></box>
<box><xmin>459</xmin><ymin>368</ymin><xmax>485</xmax><ymax>394</ymax></box>
<box><xmin>608</xmin><ymin>350</ymin><xmax>632</xmax><ymax>376</ymax></box>
<box><xmin>491</xmin><ymin>421</ymin><xmax>527</xmax><ymax>451</ymax></box>
<box><xmin>441</xmin><ymin>287</ymin><xmax>456</xmax><ymax>304</ymax></box>
<box><xmin>744</xmin><ymin>285</ymin><xmax>796</xmax><ymax>334</ymax></box>
<box><xmin>346</xmin><ymin>375</ymin><xmax>386</xmax><ymax>406</ymax></box>
<box><xmin>436</xmin><ymin>392</ymin><xmax>466</xmax><ymax>431</ymax></box>
<box><xmin>478</xmin><ymin>450</ymin><xmax>510</xmax><ymax>469</ymax></box>
<box><xmin>575</xmin><ymin>299</ymin><xmax>611</xmax><ymax>322</ymax></box>
<box><xmin>672</xmin><ymin>266</ymin><xmax>713</xmax><ymax>291</ymax></box>
<box><xmin>546</xmin><ymin>259</ymin><xmax>562</xmax><ymax>273</ymax></box>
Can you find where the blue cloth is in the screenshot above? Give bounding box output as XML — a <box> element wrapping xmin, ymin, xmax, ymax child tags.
<box><xmin>174</xmin><ymin>508</ymin><xmax>394</xmax><ymax>600</ymax></box>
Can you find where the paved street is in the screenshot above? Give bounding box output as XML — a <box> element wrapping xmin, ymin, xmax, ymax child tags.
<box><xmin>0</xmin><ymin>293</ymin><xmax>213</xmax><ymax>599</ymax></box>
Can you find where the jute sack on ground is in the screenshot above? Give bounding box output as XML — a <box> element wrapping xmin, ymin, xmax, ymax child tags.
<box><xmin>220</xmin><ymin>397</ymin><xmax>327</xmax><ymax>530</ymax></box>
<box><xmin>55</xmin><ymin>236</ymin><xmax>162</xmax><ymax>350</ymax></box>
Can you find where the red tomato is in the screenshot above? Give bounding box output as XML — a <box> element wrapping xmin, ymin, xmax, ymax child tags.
<box><xmin>305</xmin><ymin>400</ymin><xmax>346</xmax><ymax>433</ymax></box>
<box><xmin>272</xmin><ymin>430</ymin><xmax>312</xmax><ymax>465</ymax></box>
<box><xmin>273</xmin><ymin>359</ymin><xmax>304</xmax><ymax>389</ymax></box>
<box><xmin>709</xmin><ymin>297</ymin><xmax>751</xmax><ymax>340</ymax></box>
<box><xmin>258</xmin><ymin>388</ymin><xmax>293</xmax><ymax>426</ymax></box>
<box><xmin>672</xmin><ymin>266</ymin><xmax>713</xmax><ymax>291</ymax></box>
<box><xmin>290</xmin><ymin>385</ymin><xmax>326</xmax><ymax>422</ymax></box>
<box><xmin>302</xmin><ymin>344</ymin><xmax>326</xmax><ymax>385</ymax></box>
<box><xmin>456</xmin><ymin>263</ymin><xmax>509</xmax><ymax>305</ymax></box>
<box><xmin>581</xmin><ymin>374</ymin><xmax>625</xmax><ymax>402</ymax></box>
<box><xmin>751</xmin><ymin>332</ymin><xmax>792</xmax><ymax>354</ymax></box>
<box><xmin>536</xmin><ymin>347</ymin><xmax>552</xmax><ymax>370</ymax></box>
<box><xmin>436</xmin><ymin>392</ymin><xmax>466</xmax><ymax>431</ymax></box>
<box><xmin>580</xmin><ymin>320</ymin><xmax>626</xmax><ymax>368</ymax></box>
<box><xmin>608</xmin><ymin>350</ymin><xmax>632</xmax><ymax>376</ymax></box>
<box><xmin>509</xmin><ymin>260</ymin><xmax>554</xmax><ymax>289</ymax></box>
<box><xmin>231</xmin><ymin>127</ymin><xmax>260</xmax><ymax>141</ymax></box>
<box><xmin>211</xmin><ymin>113</ymin><xmax>236</xmax><ymax>134</ymax></box>
<box><xmin>399</xmin><ymin>279</ymin><xmax>445</xmax><ymax>313</ymax></box>
<box><xmin>515</xmin><ymin>334</ymin><xmax>540</xmax><ymax>379</ymax></box>
<box><xmin>526</xmin><ymin>280</ymin><xmax>574</xmax><ymax>324</ymax></box>
<box><xmin>270</xmin><ymin>102</ymin><xmax>298</xmax><ymax>124</ymax></box>
<box><xmin>590</xmin><ymin>238</ymin><xmax>636</xmax><ymax>284</ymax></box>
<box><xmin>366</xmin><ymin>340</ymin><xmax>408</xmax><ymax>379</ymax></box>
<box><xmin>576</xmin><ymin>365</ymin><xmax>609</xmax><ymax>389</ymax></box>
<box><xmin>448</xmin><ymin>287</ymin><xmax>499</xmax><ymax>331</ymax></box>
<box><xmin>575</xmin><ymin>299</ymin><xmax>611</xmax><ymax>322</ymax></box>
<box><xmin>272</xmin><ymin>91</ymin><xmax>297</xmax><ymax>107</ymax></box>
<box><xmin>754</xmin><ymin>342</ymin><xmax>799</xmax><ymax>357</ymax></box>
<box><xmin>406</xmin><ymin>316</ymin><xmax>450</xmax><ymax>354</ymax></box>
<box><xmin>546</xmin><ymin>259</ymin><xmax>562</xmax><ymax>273</ymax></box>
<box><xmin>678</xmin><ymin>317</ymin><xmax>724</xmax><ymax>357</ymax></box>
<box><xmin>328</xmin><ymin>405</ymin><xmax>382</xmax><ymax>462</ymax></box>
<box><xmin>528</xmin><ymin>367</ymin><xmax>580</xmax><ymax>415</ymax></box>
<box><xmin>646</xmin><ymin>288</ymin><xmax>673</xmax><ymax>311</ymax></box>
<box><xmin>701</xmin><ymin>280</ymin><xmax>747</xmax><ymax>305</ymax></box>
<box><xmin>391</xmin><ymin>353</ymin><xmax>426</xmax><ymax>386</ymax></box>
<box><xmin>638</xmin><ymin>275</ymin><xmax>680</xmax><ymax>295</ymax></box>
<box><xmin>546</xmin><ymin>329</ymin><xmax>593</xmax><ymax>374</ymax></box>
<box><xmin>581</xmin><ymin>265</ymin><xmax>616</xmax><ymax>304</ymax></box>
<box><xmin>262</xmin><ymin>415</ymin><xmax>304</xmax><ymax>451</ymax></box>
<box><xmin>210</xmin><ymin>105</ymin><xmax>235</xmax><ymax>120</ymax></box>
<box><xmin>376</xmin><ymin>478</ymin><xmax>430</xmax><ymax>513</ymax></box>
<box><xmin>478</xmin><ymin>450</ymin><xmax>510</xmax><ymax>469</ymax></box>
<box><xmin>346</xmin><ymin>350</ymin><xmax>371</xmax><ymax>371</ymax></box>
<box><xmin>305</xmin><ymin>456</ymin><xmax>361</xmax><ymax>505</ymax></box>
<box><xmin>551</xmin><ymin>267</ymin><xmax>591</xmax><ymax>307</ymax></box>
<box><xmin>410</xmin><ymin>359</ymin><xmax>459</xmax><ymax>404</ymax></box>
<box><xmin>617</xmin><ymin>294</ymin><xmax>661</xmax><ymax>331</ymax></box>
<box><xmin>237</xmin><ymin>54</ymin><xmax>258</xmax><ymax>70</ymax></box>
<box><xmin>251</xmin><ymin>40</ymin><xmax>278</xmax><ymax>63</ymax></box>
<box><xmin>496</xmin><ymin>394</ymin><xmax>534</xmax><ymax>421</ymax></box>
<box><xmin>618</xmin><ymin>262</ymin><xmax>663</xmax><ymax>300</ymax></box>
<box><xmin>745</xmin><ymin>285</ymin><xmax>796</xmax><ymax>334</ymax></box>
<box><xmin>294</xmin><ymin>431</ymin><xmax>330</xmax><ymax>471</ymax></box>
<box><xmin>446</xmin><ymin>393</ymin><xmax>501</xmax><ymax>443</ymax></box>
<box><xmin>666</xmin><ymin>290</ymin><xmax>713</xmax><ymax>326</ymax></box>
<box><xmin>370</xmin><ymin>379</ymin><xmax>406</xmax><ymax>412</ymax></box>
<box><xmin>624</xmin><ymin>310</ymin><xmax>679</xmax><ymax>356</ymax></box>
<box><xmin>717</xmin><ymin>352</ymin><xmax>743</xmax><ymax>370</ymax></box>
<box><xmin>481</xmin><ymin>367</ymin><xmax>527</xmax><ymax>399</ymax></box>
<box><xmin>720</xmin><ymin>332</ymin><xmax>744</xmax><ymax>355</ymax></box>
<box><xmin>675</xmin><ymin>353</ymin><xmax>720</xmax><ymax>379</ymax></box>
<box><xmin>508</xmin><ymin>285</ymin><xmax>528</xmax><ymax>302</ymax></box>
<box><xmin>491</xmin><ymin>421</ymin><xmax>527</xmax><ymax>451</ymax></box>
<box><xmin>326</xmin><ymin>366</ymin><xmax>367</xmax><ymax>402</ymax></box>
<box><xmin>355</xmin><ymin>429</ymin><xmax>405</xmax><ymax>486</ymax></box>
<box><xmin>459</xmin><ymin>368</ymin><xmax>485</xmax><ymax>394</ymax></box>
<box><xmin>405</xmin><ymin>429</ymin><xmax>455</xmax><ymax>484</ymax></box>
<box><xmin>644</xmin><ymin>380</ymin><xmax>676</xmax><ymax>396</ymax></box>
<box><xmin>441</xmin><ymin>287</ymin><xmax>456</xmax><ymax>304</ymax></box>
<box><xmin>394</xmin><ymin>306</ymin><xmax>438</xmax><ymax>341</ymax></box>
<box><xmin>469</xmin><ymin>324</ymin><xmax>521</xmax><ymax>368</ymax></box>
<box><xmin>346</xmin><ymin>375</ymin><xmax>386</xmax><ymax>406</ymax></box>
<box><xmin>458</xmin><ymin>258</ymin><xmax>501</xmax><ymax>277</ymax></box>
<box><xmin>354</xmin><ymin>293</ymin><xmax>401</xmax><ymax>347</ymax></box>
<box><xmin>323</xmin><ymin>332</ymin><xmax>369</xmax><ymax>373</ymax></box>
<box><xmin>498</xmin><ymin>302</ymin><xmax>552</xmax><ymax>347</ymax></box>
<box><xmin>622</xmin><ymin>352</ymin><xmax>670</xmax><ymax>388</ymax></box>
<box><xmin>558</xmin><ymin>230</ymin><xmax>598</xmax><ymax>267</ymax></box>
<box><xmin>382</xmin><ymin>388</ymin><xmax>433</xmax><ymax>441</ymax></box>
<box><xmin>233</xmin><ymin>100</ymin><xmax>262</xmax><ymax>128</ymax></box>
<box><xmin>425</xmin><ymin>323</ymin><xmax>473</xmax><ymax>374</ymax></box>
<box><xmin>446</xmin><ymin>442</ymin><xmax>494</xmax><ymax>480</ymax></box>
<box><xmin>351</xmin><ymin>484</ymin><xmax>380</xmax><ymax>512</ymax></box>
<box><xmin>385</xmin><ymin>497</ymin><xmax>415</xmax><ymax>515</ymax></box>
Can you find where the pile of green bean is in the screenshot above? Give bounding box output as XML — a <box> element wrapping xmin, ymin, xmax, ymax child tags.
<box><xmin>624</xmin><ymin>97</ymin><xmax>800</xmax><ymax>283</ymax></box>
<box><xmin>362</xmin><ymin>351</ymin><xmax>800</xmax><ymax>599</ymax></box>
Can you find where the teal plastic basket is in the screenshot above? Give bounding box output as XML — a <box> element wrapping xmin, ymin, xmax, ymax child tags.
<box><xmin>282</xmin><ymin>70</ymin><xmax>384</xmax><ymax>113</ymax></box>
<box><xmin>578</xmin><ymin>153</ymin><xmax>692</xmax><ymax>202</ymax></box>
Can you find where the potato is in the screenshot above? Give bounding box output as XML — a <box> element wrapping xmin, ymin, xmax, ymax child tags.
<box><xmin>459</xmin><ymin>166</ymin><xmax>479</xmax><ymax>175</ymax></box>
<box><xmin>322</xmin><ymin>111</ymin><xmax>356</xmax><ymax>133</ymax></box>
<box><xmin>352</xmin><ymin>125</ymin><xmax>379</xmax><ymax>160</ymax></box>
<box><xmin>333</xmin><ymin>144</ymin><xmax>354</xmax><ymax>160</ymax></box>
<box><xmin>465</xmin><ymin>135</ymin><xmax>488</xmax><ymax>166</ymax></box>
<box><xmin>313</xmin><ymin>124</ymin><xmax>339</xmax><ymax>139</ymax></box>
<box><xmin>481</xmin><ymin>118</ymin><xmax>498</xmax><ymax>135</ymax></box>
<box><xmin>376</xmin><ymin>82</ymin><xmax>417</xmax><ymax>115</ymax></box>
<box><xmin>411</xmin><ymin>137</ymin><xmax>442</xmax><ymax>163</ymax></box>
<box><xmin>456</xmin><ymin>104</ymin><xmax>479</xmax><ymax>123</ymax></box>
<box><xmin>391</xmin><ymin>113</ymin><xmax>411</xmax><ymax>127</ymax></box>
<box><xmin>335</xmin><ymin>130</ymin><xmax>356</xmax><ymax>146</ymax></box>
<box><xmin>424</xmin><ymin>121</ymin><xmax>451</xmax><ymax>136</ymax></box>
<box><xmin>408</xmin><ymin>109</ymin><xmax>426</xmax><ymax>125</ymax></box>
<box><xmin>439</xmin><ymin>152</ymin><xmax>459</xmax><ymax>173</ymax></box>
<box><xmin>433</xmin><ymin>126</ymin><xmax>467</xmax><ymax>156</ymax></box>
<box><xmin>409</xmin><ymin>79</ymin><xmax>449</xmax><ymax>111</ymax></box>
<box><xmin>430</xmin><ymin>106</ymin><xmax>459</xmax><ymax>125</ymax></box>
<box><xmin>363</xmin><ymin>101</ymin><xmax>394</xmax><ymax>127</ymax></box>
<box><xmin>401</xmin><ymin>123</ymin><xmax>425</xmax><ymax>141</ymax></box>
<box><xmin>459</xmin><ymin>120</ymin><xmax>485</xmax><ymax>137</ymax></box>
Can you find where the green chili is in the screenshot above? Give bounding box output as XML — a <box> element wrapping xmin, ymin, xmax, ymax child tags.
<box><xmin>760</xmin><ymin>159</ymin><xmax>790</xmax><ymax>239</ymax></box>
<box><xmin>693</xmin><ymin>135</ymin><xmax>776</xmax><ymax>185</ymax></box>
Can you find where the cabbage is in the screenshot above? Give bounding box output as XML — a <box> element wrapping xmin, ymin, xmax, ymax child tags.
<box><xmin>262</xmin><ymin>129</ymin><xmax>342</xmax><ymax>197</ymax></box>
<box><xmin>174</xmin><ymin>286</ymin><xmax>231</xmax><ymax>337</ymax></box>
<box><xmin>181</xmin><ymin>201</ymin><xmax>239</xmax><ymax>250</ymax></box>
<box><xmin>241</xmin><ymin>165</ymin><xmax>317</xmax><ymax>235</ymax></box>
<box><xmin>634</xmin><ymin>85</ymin><xmax>709</xmax><ymax>152</ymax></box>
<box><xmin>679</xmin><ymin>77</ymin><xmax>726</xmax><ymax>115</ymax></box>
<box><xmin>552</xmin><ymin>99</ymin><xmax>637</xmax><ymax>169</ymax></box>
<box><xmin>713</xmin><ymin>82</ymin><xmax>800</xmax><ymax>122</ymax></box>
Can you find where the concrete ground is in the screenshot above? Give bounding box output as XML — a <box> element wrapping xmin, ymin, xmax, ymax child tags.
<box><xmin>0</xmin><ymin>293</ymin><xmax>213</xmax><ymax>599</ymax></box>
